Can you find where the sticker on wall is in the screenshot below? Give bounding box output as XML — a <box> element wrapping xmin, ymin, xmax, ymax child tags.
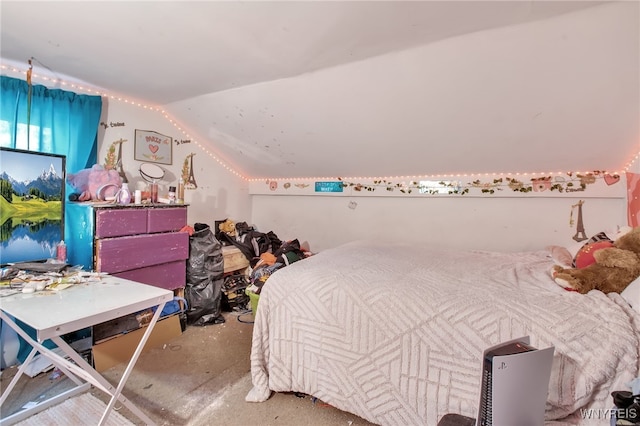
<box><xmin>570</xmin><ymin>200</ymin><xmax>588</xmax><ymax>242</ymax></box>
<box><xmin>100</xmin><ymin>121</ymin><xmax>126</xmax><ymax>130</ymax></box>
<box><xmin>531</xmin><ymin>177</ymin><xmax>552</xmax><ymax>192</ymax></box>
<box><xmin>104</xmin><ymin>138</ymin><xmax>128</xmax><ymax>182</ymax></box>
<box><xmin>338</xmin><ymin>171</ymin><xmax>620</xmax><ymax>195</ymax></box>
<box><xmin>182</xmin><ymin>153</ymin><xmax>198</xmax><ymax>189</ymax></box>
<box><xmin>604</xmin><ymin>173</ymin><xmax>621</xmax><ymax>186</ymax></box>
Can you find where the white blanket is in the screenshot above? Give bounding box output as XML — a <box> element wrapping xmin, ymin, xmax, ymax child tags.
<box><xmin>247</xmin><ymin>240</ymin><xmax>640</xmax><ymax>425</ymax></box>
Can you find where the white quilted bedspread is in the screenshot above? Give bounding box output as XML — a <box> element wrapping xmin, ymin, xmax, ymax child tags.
<box><xmin>246</xmin><ymin>240</ymin><xmax>640</xmax><ymax>425</ymax></box>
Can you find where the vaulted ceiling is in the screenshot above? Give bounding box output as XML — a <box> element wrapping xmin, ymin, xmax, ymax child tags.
<box><xmin>1</xmin><ymin>1</ymin><xmax>638</xmax><ymax>179</ymax></box>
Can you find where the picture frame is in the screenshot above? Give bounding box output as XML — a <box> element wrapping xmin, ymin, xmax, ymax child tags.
<box><xmin>134</xmin><ymin>129</ymin><xmax>173</xmax><ymax>165</ymax></box>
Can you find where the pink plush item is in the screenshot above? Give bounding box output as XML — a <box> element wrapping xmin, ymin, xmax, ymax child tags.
<box><xmin>546</xmin><ymin>245</ymin><xmax>573</xmax><ymax>267</ymax></box>
<box><xmin>67</xmin><ymin>164</ymin><xmax>122</xmax><ymax>200</ymax></box>
<box><xmin>574</xmin><ymin>240</ymin><xmax>615</xmax><ymax>269</ymax></box>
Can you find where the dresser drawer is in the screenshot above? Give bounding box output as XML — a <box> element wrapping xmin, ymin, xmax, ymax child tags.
<box><xmin>96</xmin><ymin>232</ymin><xmax>189</xmax><ymax>274</ymax></box>
<box><xmin>114</xmin><ymin>260</ymin><xmax>186</xmax><ymax>291</ymax></box>
<box><xmin>147</xmin><ymin>207</ymin><xmax>187</xmax><ymax>233</ymax></box>
<box><xmin>95</xmin><ymin>209</ymin><xmax>147</xmax><ymax>238</ymax></box>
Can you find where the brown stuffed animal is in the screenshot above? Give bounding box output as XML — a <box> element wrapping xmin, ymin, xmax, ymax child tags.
<box><xmin>553</xmin><ymin>227</ymin><xmax>640</xmax><ymax>294</ymax></box>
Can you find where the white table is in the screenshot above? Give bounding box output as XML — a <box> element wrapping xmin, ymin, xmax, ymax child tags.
<box><xmin>0</xmin><ymin>276</ymin><xmax>173</xmax><ymax>426</ymax></box>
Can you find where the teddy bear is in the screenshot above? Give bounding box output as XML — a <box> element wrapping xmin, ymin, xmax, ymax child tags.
<box><xmin>552</xmin><ymin>226</ymin><xmax>640</xmax><ymax>294</ymax></box>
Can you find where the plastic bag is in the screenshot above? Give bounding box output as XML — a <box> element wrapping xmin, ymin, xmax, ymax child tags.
<box><xmin>185</xmin><ymin>223</ymin><xmax>225</xmax><ymax>326</ymax></box>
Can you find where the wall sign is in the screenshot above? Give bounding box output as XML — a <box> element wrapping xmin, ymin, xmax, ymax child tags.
<box><xmin>315</xmin><ymin>181</ymin><xmax>344</xmax><ymax>193</ymax></box>
<box><xmin>134</xmin><ymin>129</ymin><xmax>172</xmax><ymax>164</ymax></box>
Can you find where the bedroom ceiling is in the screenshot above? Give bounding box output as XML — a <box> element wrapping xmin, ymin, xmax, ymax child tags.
<box><xmin>1</xmin><ymin>1</ymin><xmax>638</xmax><ymax>179</ymax></box>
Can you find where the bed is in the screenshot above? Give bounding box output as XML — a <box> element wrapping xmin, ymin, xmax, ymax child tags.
<box><xmin>245</xmin><ymin>239</ymin><xmax>640</xmax><ymax>425</ymax></box>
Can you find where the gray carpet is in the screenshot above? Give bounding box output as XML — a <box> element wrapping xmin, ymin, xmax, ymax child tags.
<box><xmin>2</xmin><ymin>312</ymin><xmax>376</xmax><ymax>426</ymax></box>
<box><xmin>15</xmin><ymin>392</ymin><xmax>133</xmax><ymax>426</ymax></box>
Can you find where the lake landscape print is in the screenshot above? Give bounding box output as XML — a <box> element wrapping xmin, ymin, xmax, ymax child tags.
<box><xmin>0</xmin><ymin>148</ymin><xmax>65</xmax><ymax>264</ymax></box>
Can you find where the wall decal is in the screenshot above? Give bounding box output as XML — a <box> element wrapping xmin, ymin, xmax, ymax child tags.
<box><xmin>100</xmin><ymin>121</ymin><xmax>126</xmax><ymax>130</ymax></box>
<box><xmin>182</xmin><ymin>153</ymin><xmax>197</xmax><ymax>189</ymax></box>
<box><xmin>604</xmin><ymin>173</ymin><xmax>621</xmax><ymax>185</ymax></box>
<box><xmin>134</xmin><ymin>129</ymin><xmax>172</xmax><ymax>164</ymax></box>
<box><xmin>570</xmin><ymin>200</ymin><xmax>588</xmax><ymax>242</ymax></box>
<box><xmin>338</xmin><ymin>171</ymin><xmax>619</xmax><ymax>196</ymax></box>
<box><xmin>104</xmin><ymin>138</ymin><xmax>128</xmax><ymax>182</ymax></box>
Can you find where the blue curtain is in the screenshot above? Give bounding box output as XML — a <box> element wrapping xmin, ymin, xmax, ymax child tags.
<box><xmin>0</xmin><ymin>75</ymin><xmax>102</xmax><ymax>171</ymax></box>
<box><xmin>1</xmin><ymin>75</ymin><xmax>102</xmax><ymax>266</ymax></box>
<box><xmin>0</xmin><ymin>75</ymin><xmax>102</xmax><ymax>365</ymax></box>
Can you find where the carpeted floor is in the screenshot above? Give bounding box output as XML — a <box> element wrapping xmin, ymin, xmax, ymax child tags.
<box><xmin>1</xmin><ymin>311</ymin><xmax>376</xmax><ymax>426</ymax></box>
<box><xmin>14</xmin><ymin>392</ymin><xmax>133</xmax><ymax>426</ymax></box>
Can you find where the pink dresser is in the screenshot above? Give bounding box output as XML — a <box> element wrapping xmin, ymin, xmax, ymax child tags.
<box><xmin>94</xmin><ymin>205</ymin><xmax>189</xmax><ymax>291</ymax></box>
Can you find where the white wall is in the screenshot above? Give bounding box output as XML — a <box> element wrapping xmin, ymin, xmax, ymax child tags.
<box><xmin>96</xmin><ymin>96</ymin><xmax>639</xmax><ymax>252</ymax></box>
<box><xmin>96</xmin><ymin>98</ymin><xmax>250</xmax><ymax>227</ymax></box>
<box><xmin>2</xmin><ymin>67</ymin><xmax>635</xmax><ymax>250</ymax></box>
<box><xmin>249</xmin><ymin>177</ymin><xmax>629</xmax><ymax>253</ymax></box>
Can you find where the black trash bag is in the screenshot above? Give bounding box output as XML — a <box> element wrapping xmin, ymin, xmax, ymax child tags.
<box><xmin>185</xmin><ymin>223</ymin><xmax>225</xmax><ymax>326</ymax></box>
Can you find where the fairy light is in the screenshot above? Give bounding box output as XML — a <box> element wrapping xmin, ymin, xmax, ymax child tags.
<box><xmin>5</xmin><ymin>63</ymin><xmax>639</xmax><ymax>184</ymax></box>
<box><xmin>1</xmin><ymin>63</ymin><xmax>247</xmax><ymax>180</ymax></box>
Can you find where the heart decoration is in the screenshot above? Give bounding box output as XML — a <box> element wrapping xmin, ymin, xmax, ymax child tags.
<box><xmin>603</xmin><ymin>174</ymin><xmax>620</xmax><ymax>186</ymax></box>
<box><xmin>148</xmin><ymin>144</ymin><xmax>159</xmax><ymax>154</ymax></box>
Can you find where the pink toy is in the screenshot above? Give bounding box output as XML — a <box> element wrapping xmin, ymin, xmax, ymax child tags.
<box><xmin>67</xmin><ymin>164</ymin><xmax>122</xmax><ymax>201</ymax></box>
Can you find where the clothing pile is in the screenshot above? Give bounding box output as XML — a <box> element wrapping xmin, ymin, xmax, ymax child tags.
<box><xmin>246</xmin><ymin>239</ymin><xmax>310</xmax><ymax>295</ymax></box>
<box><xmin>214</xmin><ymin>220</ymin><xmax>311</xmax><ymax>295</ymax></box>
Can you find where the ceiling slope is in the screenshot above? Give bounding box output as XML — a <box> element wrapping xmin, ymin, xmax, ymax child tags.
<box><xmin>1</xmin><ymin>1</ymin><xmax>638</xmax><ymax>179</ymax></box>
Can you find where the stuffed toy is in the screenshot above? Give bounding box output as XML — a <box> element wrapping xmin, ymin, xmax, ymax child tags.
<box><xmin>218</xmin><ymin>219</ymin><xmax>237</xmax><ymax>237</ymax></box>
<box><xmin>67</xmin><ymin>164</ymin><xmax>122</xmax><ymax>201</ymax></box>
<box><xmin>552</xmin><ymin>227</ymin><xmax>640</xmax><ymax>294</ymax></box>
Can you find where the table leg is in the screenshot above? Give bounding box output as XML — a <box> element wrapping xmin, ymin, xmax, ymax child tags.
<box><xmin>98</xmin><ymin>301</ymin><xmax>166</xmax><ymax>426</ymax></box>
<box><xmin>0</xmin><ymin>302</ymin><xmax>166</xmax><ymax>426</ymax></box>
<box><xmin>0</xmin><ymin>314</ymin><xmax>90</xmax><ymax>425</ymax></box>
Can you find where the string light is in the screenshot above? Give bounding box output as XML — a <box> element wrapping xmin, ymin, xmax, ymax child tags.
<box><xmin>247</xmin><ymin>168</ymin><xmax>629</xmax><ymax>183</ymax></box>
<box><xmin>1</xmin><ymin>63</ymin><xmax>247</xmax><ymax>180</ymax></box>
<box><xmin>4</xmin><ymin>63</ymin><xmax>638</xmax><ymax>184</ymax></box>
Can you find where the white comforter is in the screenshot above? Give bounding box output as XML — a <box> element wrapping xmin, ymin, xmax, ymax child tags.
<box><xmin>246</xmin><ymin>240</ymin><xmax>640</xmax><ymax>425</ymax></box>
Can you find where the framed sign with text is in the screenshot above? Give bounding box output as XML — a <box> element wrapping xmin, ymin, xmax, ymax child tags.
<box><xmin>134</xmin><ymin>129</ymin><xmax>172</xmax><ymax>164</ymax></box>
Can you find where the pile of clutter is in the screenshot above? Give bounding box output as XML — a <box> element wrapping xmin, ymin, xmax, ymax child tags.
<box><xmin>0</xmin><ymin>266</ymin><xmax>105</xmax><ymax>296</ymax></box>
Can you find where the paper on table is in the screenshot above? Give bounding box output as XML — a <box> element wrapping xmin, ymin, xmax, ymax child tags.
<box><xmin>47</xmin><ymin>282</ymin><xmax>74</xmax><ymax>291</ymax></box>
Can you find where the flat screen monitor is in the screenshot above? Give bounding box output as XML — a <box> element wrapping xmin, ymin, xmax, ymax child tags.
<box><xmin>0</xmin><ymin>147</ymin><xmax>66</xmax><ymax>265</ymax></box>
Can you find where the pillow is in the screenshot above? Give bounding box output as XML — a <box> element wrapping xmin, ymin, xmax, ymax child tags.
<box><xmin>621</xmin><ymin>276</ymin><xmax>640</xmax><ymax>314</ymax></box>
<box><xmin>574</xmin><ymin>240</ymin><xmax>615</xmax><ymax>269</ymax></box>
<box><xmin>546</xmin><ymin>245</ymin><xmax>573</xmax><ymax>267</ymax></box>
<box><xmin>570</xmin><ymin>231</ymin><xmax>614</xmax><ymax>267</ymax></box>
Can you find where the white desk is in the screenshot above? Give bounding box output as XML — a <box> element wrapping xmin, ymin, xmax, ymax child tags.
<box><xmin>0</xmin><ymin>276</ymin><xmax>173</xmax><ymax>426</ymax></box>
